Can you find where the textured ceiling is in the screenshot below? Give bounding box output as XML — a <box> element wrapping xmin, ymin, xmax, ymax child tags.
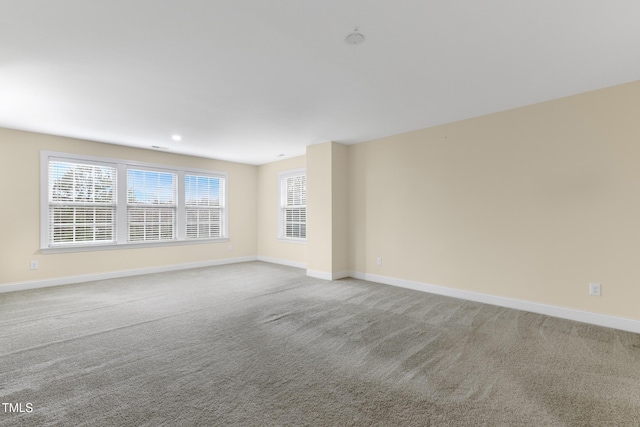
<box><xmin>1</xmin><ymin>1</ymin><xmax>640</xmax><ymax>164</ymax></box>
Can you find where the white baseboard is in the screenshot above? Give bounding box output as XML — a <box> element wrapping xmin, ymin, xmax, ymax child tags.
<box><xmin>0</xmin><ymin>256</ymin><xmax>258</xmax><ymax>294</ymax></box>
<box><xmin>256</xmin><ymin>256</ymin><xmax>306</xmax><ymax>269</ymax></box>
<box><xmin>349</xmin><ymin>271</ymin><xmax>640</xmax><ymax>334</ymax></box>
<box><xmin>306</xmin><ymin>270</ymin><xmax>332</xmax><ymax>280</ymax></box>
<box><xmin>332</xmin><ymin>271</ymin><xmax>350</xmax><ymax>280</ymax></box>
<box><xmin>306</xmin><ymin>270</ymin><xmax>349</xmax><ymax>280</ymax></box>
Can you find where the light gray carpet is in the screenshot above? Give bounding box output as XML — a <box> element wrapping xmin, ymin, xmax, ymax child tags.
<box><xmin>1</xmin><ymin>261</ymin><xmax>639</xmax><ymax>426</ymax></box>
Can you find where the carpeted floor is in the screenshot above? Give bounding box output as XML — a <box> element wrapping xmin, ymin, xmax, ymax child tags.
<box><xmin>1</xmin><ymin>261</ymin><xmax>639</xmax><ymax>426</ymax></box>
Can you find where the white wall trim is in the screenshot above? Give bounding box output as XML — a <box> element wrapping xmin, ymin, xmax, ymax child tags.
<box><xmin>332</xmin><ymin>271</ymin><xmax>350</xmax><ymax>280</ymax></box>
<box><xmin>257</xmin><ymin>256</ymin><xmax>306</xmax><ymax>269</ymax></box>
<box><xmin>306</xmin><ymin>270</ymin><xmax>333</xmax><ymax>280</ymax></box>
<box><xmin>0</xmin><ymin>256</ymin><xmax>257</xmax><ymax>294</ymax></box>
<box><xmin>307</xmin><ymin>269</ymin><xmax>350</xmax><ymax>280</ymax></box>
<box><xmin>349</xmin><ymin>271</ymin><xmax>640</xmax><ymax>334</ymax></box>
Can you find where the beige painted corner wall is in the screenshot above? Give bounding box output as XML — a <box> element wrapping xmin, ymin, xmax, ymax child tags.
<box><xmin>306</xmin><ymin>141</ymin><xmax>349</xmax><ymax>277</ymax></box>
<box><xmin>306</xmin><ymin>143</ymin><xmax>333</xmax><ymax>273</ymax></box>
<box><xmin>348</xmin><ymin>80</ymin><xmax>640</xmax><ymax>321</ymax></box>
<box><xmin>331</xmin><ymin>142</ymin><xmax>349</xmax><ymax>274</ymax></box>
<box><xmin>257</xmin><ymin>155</ymin><xmax>307</xmax><ymax>266</ymax></box>
<box><xmin>0</xmin><ymin>128</ymin><xmax>258</xmax><ymax>286</ymax></box>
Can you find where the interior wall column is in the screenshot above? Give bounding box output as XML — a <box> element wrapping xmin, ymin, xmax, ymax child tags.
<box><xmin>306</xmin><ymin>141</ymin><xmax>348</xmax><ymax>280</ymax></box>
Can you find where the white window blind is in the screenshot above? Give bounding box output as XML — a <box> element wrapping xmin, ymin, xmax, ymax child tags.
<box><xmin>48</xmin><ymin>160</ymin><xmax>117</xmax><ymax>246</ymax></box>
<box><xmin>185</xmin><ymin>174</ymin><xmax>225</xmax><ymax>239</ymax></box>
<box><xmin>280</xmin><ymin>172</ymin><xmax>306</xmax><ymax>239</ymax></box>
<box><xmin>127</xmin><ymin>169</ymin><xmax>177</xmax><ymax>242</ymax></box>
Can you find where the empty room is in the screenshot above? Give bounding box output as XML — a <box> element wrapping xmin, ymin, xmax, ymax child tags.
<box><xmin>2</xmin><ymin>1</ymin><xmax>640</xmax><ymax>426</ymax></box>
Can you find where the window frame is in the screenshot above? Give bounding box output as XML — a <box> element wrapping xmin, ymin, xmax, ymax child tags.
<box><xmin>40</xmin><ymin>151</ymin><xmax>228</xmax><ymax>253</ymax></box>
<box><xmin>277</xmin><ymin>168</ymin><xmax>307</xmax><ymax>242</ymax></box>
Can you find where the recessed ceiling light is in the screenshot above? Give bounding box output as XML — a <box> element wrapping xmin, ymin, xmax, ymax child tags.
<box><xmin>171</xmin><ymin>134</ymin><xmax>182</xmax><ymax>141</ymax></box>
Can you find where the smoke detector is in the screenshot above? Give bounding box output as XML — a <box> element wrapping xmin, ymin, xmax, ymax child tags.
<box><xmin>345</xmin><ymin>29</ymin><xmax>365</xmax><ymax>45</ymax></box>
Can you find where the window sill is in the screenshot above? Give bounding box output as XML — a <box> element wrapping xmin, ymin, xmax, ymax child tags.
<box><xmin>277</xmin><ymin>237</ymin><xmax>307</xmax><ymax>244</ymax></box>
<box><xmin>40</xmin><ymin>238</ymin><xmax>230</xmax><ymax>254</ymax></box>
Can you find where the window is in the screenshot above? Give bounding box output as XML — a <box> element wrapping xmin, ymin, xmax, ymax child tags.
<box><xmin>127</xmin><ymin>169</ymin><xmax>177</xmax><ymax>242</ymax></box>
<box><xmin>185</xmin><ymin>174</ymin><xmax>224</xmax><ymax>239</ymax></box>
<box><xmin>47</xmin><ymin>159</ymin><xmax>117</xmax><ymax>246</ymax></box>
<box><xmin>278</xmin><ymin>169</ymin><xmax>306</xmax><ymax>240</ymax></box>
<box><xmin>41</xmin><ymin>151</ymin><xmax>227</xmax><ymax>251</ymax></box>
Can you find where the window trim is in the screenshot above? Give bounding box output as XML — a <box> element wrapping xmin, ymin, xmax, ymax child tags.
<box><xmin>277</xmin><ymin>168</ymin><xmax>307</xmax><ymax>242</ymax></box>
<box><xmin>40</xmin><ymin>150</ymin><xmax>228</xmax><ymax>253</ymax></box>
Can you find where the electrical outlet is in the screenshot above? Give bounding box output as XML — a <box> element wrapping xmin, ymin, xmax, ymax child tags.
<box><xmin>589</xmin><ymin>283</ymin><xmax>601</xmax><ymax>296</ymax></box>
<box><xmin>228</xmin><ymin>244</ymin><xmax>233</xmax><ymax>252</ymax></box>
<box><xmin>376</xmin><ymin>257</ymin><xmax>382</xmax><ymax>266</ymax></box>
<box><xmin>30</xmin><ymin>261</ymin><xmax>39</xmax><ymax>270</ymax></box>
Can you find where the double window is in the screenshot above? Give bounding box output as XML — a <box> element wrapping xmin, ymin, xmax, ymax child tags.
<box><xmin>278</xmin><ymin>169</ymin><xmax>306</xmax><ymax>240</ymax></box>
<box><xmin>42</xmin><ymin>151</ymin><xmax>227</xmax><ymax>250</ymax></box>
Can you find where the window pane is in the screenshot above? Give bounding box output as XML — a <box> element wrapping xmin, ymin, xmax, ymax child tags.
<box><xmin>49</xmin><ymin>206</ymin><xmax>115</xmax><ymax>244</ymax></box>
<box><xmin>286</xmin><ymin>175</ymin><xmax>306</xmax><ymax>206</ymax></box>
<box><xmin>185</xmin><ymin>174</ymin><xmax>223</xmax><ymax>207</ymax></box>
<box><xmin>127</xmin><ymin>207</ymin><xmax>175</xmax><ymax>242</ymax></box>
<box><xmin>50</xmin><ymin>161</ymin><xmax>116</xmax><ymax>204</ymax></box>
<box><xmin>127</xmin><ymin>169</ymin><xmax>176</xmax><ymax>205</ymax></box>
<box><xmin>186</xmin><ymin>207</ymin><xmax>222</xmax><ymax>239</ymax></box>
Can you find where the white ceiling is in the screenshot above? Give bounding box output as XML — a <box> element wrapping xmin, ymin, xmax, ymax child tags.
<box><xmin>1</xmin><ymin>1</ymin><xmax>639</xmax><ymax>165</ymax></box>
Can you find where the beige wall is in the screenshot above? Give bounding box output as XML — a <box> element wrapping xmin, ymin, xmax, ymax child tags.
<box><xmin>347</xmin><ymin>80</ymin><xmax>640</xmax><ymax>320</ymax></box>
<box><xmin>0</xmin><ymin>128</ymin><xmax>258</xmax><ymax>286</ymax></box>
<box><xmin>331</xmin><ymin>142</ymin><xmax>349</xmax><ymax>274</ymax></box>
<box><xmin>257</xmin><ymin>155</ymin><xmax>307</xmax><ymax>265</ymax></box>
<box><xmin>347</xmin><ymin>142</ymin><xmax>367</xmax><ymax>274</ymax></box>
<box><xmin>306</xmin><ymin>142</ymin><xmax>333</xmax><ymax>274</ymax></box>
